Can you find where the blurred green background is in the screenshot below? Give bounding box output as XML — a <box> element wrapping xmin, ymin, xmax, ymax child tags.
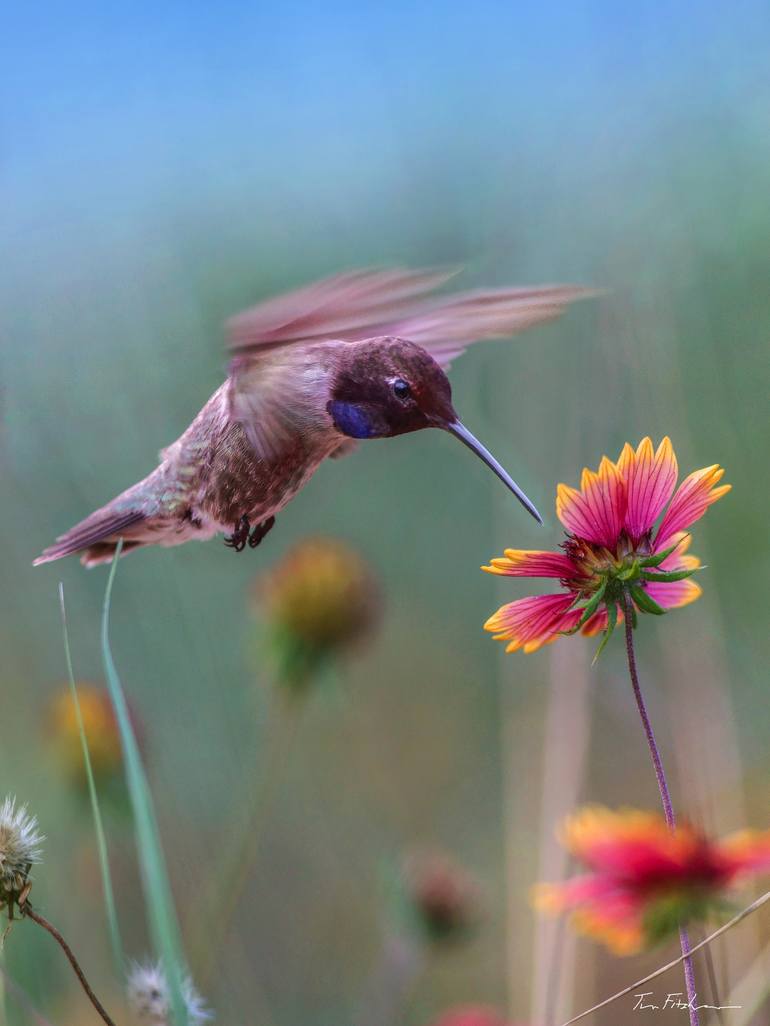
<box><xmin>2</xmin><ymin>3</ymin><xmax>769</xmax><ymax>1024</ymax></box>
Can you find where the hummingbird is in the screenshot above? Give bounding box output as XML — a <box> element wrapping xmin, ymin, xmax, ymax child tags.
<box><xmin>34</xmin><ymin>267</ymin><xmax>592</xmax><ymax>567</ymax></box>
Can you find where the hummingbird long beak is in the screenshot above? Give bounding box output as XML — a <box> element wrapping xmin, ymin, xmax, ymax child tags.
<box><xmin>444</xmin><ymin>420</ymin><xmax>543</xmax><ymax>524</ymax></box>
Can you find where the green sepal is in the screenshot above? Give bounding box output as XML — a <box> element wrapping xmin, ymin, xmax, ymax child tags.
<box><xmin>591</xmin><ymin>601</ymin><xmax>617</xmax><ymax>664</ymax></box>
<box><xmin>562</xmin><ymin>580</ymin><xmax>607</xmax><ymax>635</ymax></box>
<box><xmin>616</xmin><ymin>560</ymin><xmax>641</xmax><ymax>582</ymax></box>
<box><xmin>641</xmin><ymin>566</ymin><xmax>698</xmax><ymax>583</ymax></box>
<box><xmin>629</xmin><ymin>582</ymin><xmax>667</xmax><ymax>615</ymax></box>
<box><xmin>638</xmin><ymin>536</ymin><xmax>688</xmax><ymax>568</ymax></box>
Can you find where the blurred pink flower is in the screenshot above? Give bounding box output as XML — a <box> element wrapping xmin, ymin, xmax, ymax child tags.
<box><xmin>534</xmin><ymin>806</ymin><xmax>770</xmax><ymax>954</ymax></box>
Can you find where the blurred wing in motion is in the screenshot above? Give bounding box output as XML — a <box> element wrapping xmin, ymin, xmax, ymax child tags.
<box><xmin>226</xmin><ymin>267</ymin><xmax>459</xmax><ymax>353</ymax></box>
<box><xmin>378</xmin><ymin>284</ymin><xmax>597</xmax><ymax>369</ymax></box>
<box><xmin>226</xmin><ymin>267</ymin><xmax>596</xmax><ymax>370</ymax></box>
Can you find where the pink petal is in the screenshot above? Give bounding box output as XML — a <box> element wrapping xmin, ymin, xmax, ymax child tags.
<box><xmin>623</xmin><ymin>437</ymin><xmax>679</xmax><ymax>541</ymax></box>
<box><xmin>557</xmin><ymin>457</ymin><xmax>625</xmax><ymax>548</ymax></box>
<box><xmin>484</xmin><ymin>592</ymin><xmax>581</xmax><ymax>653</ymax></box>
<box><xmin>482</xmin><ymin>549</ymin><xmax>581</xmax><ymax>579</ymax></box>
<box><xmin>656</xmin><ymin>464</ymin><xmax>731</xmax><ymax>548</ymax></box>
<box><xmin>645</xmin><ymin>540</ymin><xmax>703</xmax><ymax>609</ymax></box>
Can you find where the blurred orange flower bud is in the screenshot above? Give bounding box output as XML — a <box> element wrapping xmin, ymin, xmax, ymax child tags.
<box><xmin>48</xmin><ymin>684</ymin><xmax>125</xmax><ymax>786</ymax></box>
<box><xmin>255</xmin><ymin>537</ymin><xmax>380</xmax><ymax>687</ymax></box>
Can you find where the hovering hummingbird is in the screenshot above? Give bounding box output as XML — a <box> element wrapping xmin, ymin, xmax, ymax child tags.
<box><xmin>34</xmin><ymin>268</ymin><xmax>592</xmax><ymax>567</ymax></box>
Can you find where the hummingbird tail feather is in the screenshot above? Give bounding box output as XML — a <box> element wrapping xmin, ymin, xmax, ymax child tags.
<box><xmin>33</xmin><ymin>509</ymin><xmax>147</xmax><ymax>567</ymax></box>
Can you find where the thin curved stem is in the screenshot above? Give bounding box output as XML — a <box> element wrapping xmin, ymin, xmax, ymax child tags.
<box><xmin>23</xmin><ymin>905</ymin><xmax>116</xmax><ymax>1026</ymax></box>
<box><xmin>622</xmin><ymin>590</ymin><xmax>699</xmax><ymax>1026</ymax></box>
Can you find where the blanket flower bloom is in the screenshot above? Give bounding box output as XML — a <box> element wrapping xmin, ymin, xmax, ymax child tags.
<box><xmin>533</xmin><ymin>806</ymin><xmax>770</xmax><ymax>955</ymax></box>
<box><xmin>484</xmin><ymin>438</ymin><xmax>730</xmax><ymax>655</ymax></box>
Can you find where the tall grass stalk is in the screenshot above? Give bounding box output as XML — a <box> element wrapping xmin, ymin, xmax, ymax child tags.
<box><xmin>58</xmin><ymin>583</ymin><xmax>125</xmax><ymax>976</ymax></box>
<box><xmin>101</xmin><ymin>542</ymin><xmax>189</xmax><ymax>1026</ymax></box>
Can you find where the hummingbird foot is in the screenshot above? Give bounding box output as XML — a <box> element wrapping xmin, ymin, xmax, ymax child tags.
<box><xmin>224</xmin><ymin>515</ymin><xmax>251</xmax><ymax>552</ymax></box>
<box><xmin>248</xmin><ymin>515</ymin><xmax>275</xmax><ymax>548</ymax></box>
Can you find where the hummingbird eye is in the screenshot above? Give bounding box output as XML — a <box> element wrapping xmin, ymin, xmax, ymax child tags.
<box><xmin>392</xmin><ymin>378</ymin><xmax>411</xmax><ymax>401</ymax></box>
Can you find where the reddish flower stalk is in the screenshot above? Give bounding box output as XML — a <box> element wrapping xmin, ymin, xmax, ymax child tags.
<box><xmin>622</xmin><ymin>589</ymin><xmax>699</xmax><ymax>1026</ymax></box>
<box><xmin>23</xmin><ymin>904</ymin><xmax>116</xmax><ymax>1026</ymax></box>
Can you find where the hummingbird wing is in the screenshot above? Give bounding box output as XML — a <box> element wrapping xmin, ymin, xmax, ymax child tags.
<box><xmin>226</xmin><ymin>267</ymin><xmax>459</xmax><ymax>352</ymax></box>
<box><xmin>373</xmin><ymin>284</ymin><xmax>596</xmax><ymax>370</ymax></box>
<box><xmin>226</xmin><ymin>267</ymin><xmax>595</xmax><ymax>370</ymax></box>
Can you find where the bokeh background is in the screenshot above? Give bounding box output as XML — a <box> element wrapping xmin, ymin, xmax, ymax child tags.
<box><xmin>2</xmin><ymin>2</ymin><xmax>769</xmax><ymax>1024</ymax></box>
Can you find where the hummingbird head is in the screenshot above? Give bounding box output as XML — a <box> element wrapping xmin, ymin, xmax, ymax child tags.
<box><xmin>327</xmin><ymin>337</ymin><xmax>542</xmax><ymax>523</ymax></box>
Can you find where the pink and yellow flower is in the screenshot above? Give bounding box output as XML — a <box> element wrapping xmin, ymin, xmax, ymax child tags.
<box><xmin>534</xmin><ymin>806</ymin><xmax>770</xmax><ymax>955</ymax></box>
<box><xmin>484</xmin><ymin>438</ymin><xmax>730</xmax><ymax>654</ymax></box>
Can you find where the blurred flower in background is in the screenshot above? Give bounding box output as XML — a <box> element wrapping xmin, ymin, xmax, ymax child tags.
<box><xmin>254</xmin><ymin>536</ymin><xmax>381</xmax><ymax>689</ymax></box>
<box><xmin>0</xmin><ymin>796</ymin><xmax>43</xmax><ymax>915</ymax></box>
<box><xmin>45</xmin><ymin>685</ymin><xmax>139</xmax><ymax>796</ymax></box>
<box><xmin>126</xmin><ymin>961</ymin><xmax>211</xmax><ymax>1026</ymax></box>
<box><xmin>533</xmin><ymin>806</ymin><xmax>770</xmax><ymax>955</ymax></box>
<box><xmin>484</xmin><ymin>437</ymin><xmax>730</xmax><ymax>654</ymax></box>
<box><xmin>426</xmin><ymin>1007</ymin><xmax>511</xmax><ymax>1026</ymax></box>
<box><xmin>47</xmin><ymin>684</ymin><xmax>126</xmax><ymax>788</ymax></box>
<box><xmin>402</xmin><ymin>850</ymin><xmax>480</xmax><ymax>943</ymax></box>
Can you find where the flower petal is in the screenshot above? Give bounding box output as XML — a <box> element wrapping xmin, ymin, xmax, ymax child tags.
<box><xmin>484</xmin><ymin>592</ymin><xmax>580</xmax><ymax>654</ymax></box>
<box><xmin>644</xmin><ymin>561</ymin><xmax>702</xmax><ymax>609</ymax></box>
<box><xmin>561</xmin><ymin>806</ymin><xmax>678</xmax><ymax>873</ymax></box>
<box><xmin>644</xmin><ymin>536</ymin><xmax>702</xmax><ymax>609</ymax></box>
<box><xmin>533</xmin><ymin>874</ymin><xmax>644</xmax><ymax>956</ymax></box>
<box><xmin>482</xmin><ymin>549</ymin><xmax>581</xmax><ymax>579</ymax></box>
<box><xmin>656</xmin><ymin>530</ymin><xmax>692</xmax><ymax>567</ymax></box>
<box><xmin>571</xmin><ymin>891</ymin><xmax>645</xmax><ymax>955</ymax></box>
<box><xmin>624</xmin><ymin>437</ymin><xmax>679</xmax><ymax>541</ymax></box>
<box><xmin>717</xmin><ymin>829</ymin><xmax>770</xmax><ymax>878</ymax></box>
<box><xmin>557</xmin><ymin>456</ymin><xmax>625</xmax><ymax>548</ymax></box>
<box><xmin>656</xmin><ymin>464</ymin><xmax>731</xmax><ymax>548</ymax></box>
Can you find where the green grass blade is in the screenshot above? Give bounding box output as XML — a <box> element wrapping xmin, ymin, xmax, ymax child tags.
<box><xmin>58</xmin><ymin>582</ymin><xmax>125</xmax><ymax>977</ymax></box>
<box><xmin>100</xmin><ymin>544</ymin><xmax>189</xmax><ymax>1026</ymax></box>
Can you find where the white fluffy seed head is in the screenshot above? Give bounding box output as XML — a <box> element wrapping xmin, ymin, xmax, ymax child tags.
<box><xmin>127</xmin><ymin>961</ymin><xmax>211</xmax><ymax>1025</ymax></box>
<box><xmin>0</xmin><ymin>797</ymin><xmax>44</xmax><ymax>896</ymax></box>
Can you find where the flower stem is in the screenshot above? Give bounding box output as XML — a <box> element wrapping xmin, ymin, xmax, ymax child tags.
<box><xmin>621</xmin><ymin>590</ymin><xmax>699</xmax><ymax>1026</ymax></box>
<box><xmin>23</xmin><ymin>905</ymin><xmax>116</xmax><ymax>1026</ymax></box>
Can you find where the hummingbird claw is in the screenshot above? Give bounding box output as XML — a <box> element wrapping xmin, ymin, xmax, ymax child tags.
<box><xmin>248</xmin><ymin>516</ymin><xmax>275</xmax><ymax>548</ymax></box>
<box><xmin>224</xmin><ymin>515</ymin><xmax>251</xmax><ymax>552</ymax></box>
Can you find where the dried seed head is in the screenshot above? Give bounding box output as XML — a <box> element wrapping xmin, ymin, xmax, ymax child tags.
<box><xmin>126</xmin><ymin>961</ymin><xmax>211</xmax><ymax>1026</ymax></box>
<box><xmin>0</xmin><ymin>797</ymin><xmax>44</xmax><ymax>913</ymax></box>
